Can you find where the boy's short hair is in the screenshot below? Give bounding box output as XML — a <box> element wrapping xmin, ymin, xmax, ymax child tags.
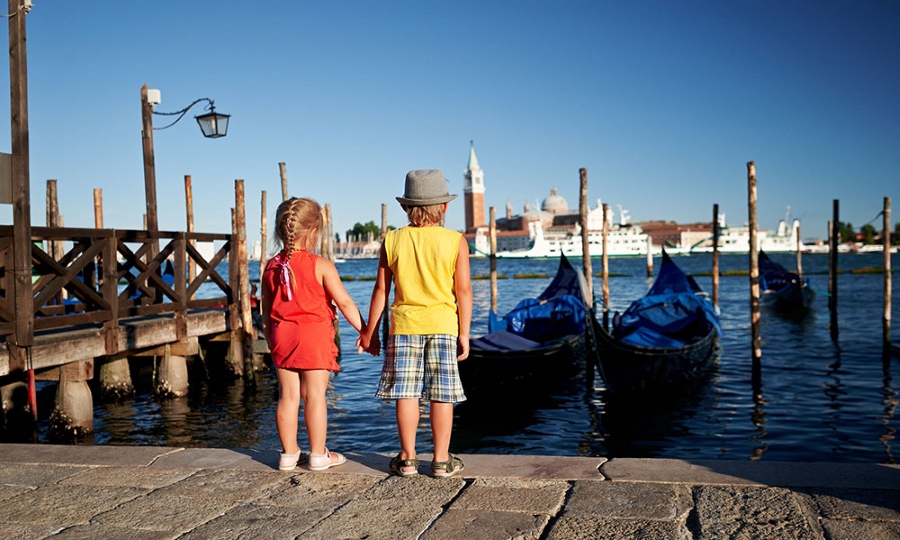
<box><xmin>403</xmin><ymin>203</ymin><xmax>444</xmax><ymax>227</ymax></box>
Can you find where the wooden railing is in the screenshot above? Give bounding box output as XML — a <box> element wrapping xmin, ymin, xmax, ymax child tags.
<box><xmin>0</xmin><ymin>226</ymin><xmax>236</xmax><ymax>352</ymax></box>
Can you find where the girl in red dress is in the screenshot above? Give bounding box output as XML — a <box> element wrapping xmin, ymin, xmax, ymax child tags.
<box><xmin>261</xmin><ymin>197</ymin><xmax>366</xmax><ymax>471</ymax></box>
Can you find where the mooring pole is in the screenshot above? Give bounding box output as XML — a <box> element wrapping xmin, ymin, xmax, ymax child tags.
<box><xmin>795</xmin><ymin>222</ymin><xmax>803</xmax><ymax>275</ymax></box>
<box><xmin>279</xmin><ymin>162</ymin><xmax>288</xmax><ymax>201</ymax></box>
<box><xmin>884</xmin><ymin>196</ymin><xmax>892</xmax><ymax>353</ymax></box>
<box><xmin>712</xmin><ymin>203</ymin><xmax>720</xmax><ymax>308</ymax></box>
<box><xmin>829</xmin><ymin>200</ymin><xmax>840</xmax><ymax>341</ymax></box>
<box><xmin>602</xmin><ymin>203</ymin><xmax>610</xmax><ymax>330</ymax></box>
<box><xmin>260</xmin><ymin>190</ymin><xmax>268</xmax><ymax>277</ymax></box>
<box><xmin>748</xmin><ymin>162</ymin><xmax>761</xmax><ymax>363</ymax></box>
<box><xmin>490</xmin><ymin>207</ymin><xmax>497</xmax><ymax>314</ymax></box>
<box><xmin>93</xmin><ymin>188</ymin><xmax>103</xmax><ymax>229</ymax></box>
<box><xmin>184</xmin><ymin>175</ymin><xmax>196</xmax><ymax>293</ymax></box>
<box><xmin>579</xmin><ymin>168</ymin><xmax>592</xmax><ymax>303</ymax></box>
<box><xmin>235</xmin><ymin>180</ymin><xmax>254</xmax><ymax>386</ymax></box>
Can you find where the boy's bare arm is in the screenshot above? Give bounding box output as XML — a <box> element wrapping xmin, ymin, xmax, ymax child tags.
<box><xmin>455</xmin><ymin>235</ymin><xmax>472</xmax><ymax>360</ymax></box>
<box><xmin>363</xmin><ymin>246</ymin><xmax>392</xmax><ymax>353</ymax></box>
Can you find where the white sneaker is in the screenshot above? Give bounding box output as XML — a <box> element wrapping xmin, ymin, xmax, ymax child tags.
<box><xmin>308</xmin><ymin>448</ymin><xmax>346</xmax><ymax>471</ymax></box>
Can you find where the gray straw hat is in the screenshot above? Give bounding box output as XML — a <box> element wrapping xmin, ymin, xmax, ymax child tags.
<box><xmin>396</xmin><ymin>169</ymin><xmax>458</xmax><ymax>206</ymax></box>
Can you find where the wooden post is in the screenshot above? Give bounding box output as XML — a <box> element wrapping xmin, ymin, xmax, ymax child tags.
<box><xmin>235</xmin><ymin>181</ymin><xmax>254</xmax><ymax>384</ymax></box>
<box><xmin>795</xmin><ymin>222</ymin><xmax>803</xmax><ymax>275</ymax></box>
<box><xmin>325</xmin><ymin>203</ymin><xmax>335</xmax><ymax>262</ymax></box>
<box><xmin>747</xmin><ymin>162</ymin><xmax>761</xmax><ymax>362</ymax></box>
<box><xmin>260</xmin><ymin>190</ymin><xmax>268</xmax><ymax>276</ymax></box>
<box><xmin>320</xmin><ymin>204</ymin><xmax>329</xmax><ymax>258</ymax></box>
<box><xmin>490</xmin><ymin>207</ymin><xmax>497</xmax><ymax>314</ymax></box>
<box><xmin>381</xmin><ymin>203</ymin><xmax>388</xmax><ymax>240</ymax></box>
<box><xmin>9</xmin><ymin>0</ymin><xmax>35</xmax><ymax>420</ymax></box>
<box><xmin>712</xmin><ymin>203</ymin><xmax>720</xmax><ymax>307</ymax></box>
<box><xmin>829</xmin><ymin>200</ymin><xmax>839</xmax><ymax>312</ymax></box>
<box><xmin>578</xmin><ymin>168</ymin><xmax>593</xmax><ymax>305</ymax></box>
<box><xmin>140</xmin><ymin>84</ymin><xmax>159</xmax><ymax>258</ymax></box>
<box><xmin>602</xmin><ymin>203</ymin><xmax>610</xmax><ymax>329</ymax></box>
<box><xmin>646</xmin><ymin>235</ymin><xmax>653</xmax><ymax>278</ymax></box>
<box><xmin>45</xmin><ymin>179</ymin><xmax>65</xmax><ymax>301</ymax></box>
<box><xmin>184</xmin><ymin>175</ymin><xmax>196</xmax><ymax>292</ymax></box>
<box><xmin>884</xmin><ymin>196</ymin><xmax>892</xmax><ymax>352</ymax></box>
<box><xmin>279</xmin><ymin>162</ymin><xmax>288</xmax><ymax>201</ymax></box>
<box><xmin>93</xmin><ymin>188</ymin><xmax>103</xmax><ymax>228</ymax></box>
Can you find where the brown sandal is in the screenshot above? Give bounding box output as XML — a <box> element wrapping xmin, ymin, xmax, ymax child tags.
<box><xmin>431</xmin><ymin>455</ymin><xmax>464</xmax><ymax>478</ymax></box>
<box><xmin>389</xmin><ymin>454</ymin><xmax>420</xmax><ymax>477</ymax></box>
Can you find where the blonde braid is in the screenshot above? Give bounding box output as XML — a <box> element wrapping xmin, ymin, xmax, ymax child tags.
<box><xmin>273</xmin><ymin>197</ymin><xmax>323</xmax><ymax>298</ymax></box>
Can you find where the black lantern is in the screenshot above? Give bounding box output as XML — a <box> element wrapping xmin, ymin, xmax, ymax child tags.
<box><xmin>195</xmin><ymin>106</ymin><xmax>230</xmax><ymax>138</ymax></box>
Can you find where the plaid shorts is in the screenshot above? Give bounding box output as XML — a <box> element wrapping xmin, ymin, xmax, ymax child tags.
<box><xmin>375</xmin><ymin>334</ymin><xmax>467</xmax><ymax>403</ymax></box>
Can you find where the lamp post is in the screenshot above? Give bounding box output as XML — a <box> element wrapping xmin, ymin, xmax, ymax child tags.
<box><xmin>140</xmin><ymin>84</ymin><xmax>229</xmax><ymax>255</ymax></box>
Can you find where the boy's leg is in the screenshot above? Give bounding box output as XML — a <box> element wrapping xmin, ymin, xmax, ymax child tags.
<box><xmin>299</xmin><ymin>369</ymin><xmax>332</xmax><ymax>455</ymax></box>
<box><xmin>430</xmin><ymin>401</ymin><xmax>454</xmax><ymax>463</ymax></box>
<box><xmin>275</xmin><ymin>367</ymin><xmax>302</xmax><ymax>454</ymax></box>
<box><xmin>396</xmin><ymin>398</ymin><xmax>420</xmax><ymax>466</ymax></box>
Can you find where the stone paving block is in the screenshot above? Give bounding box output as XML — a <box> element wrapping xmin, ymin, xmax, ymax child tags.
<box><xmin>358</xmin><ymin>474</ymin><xmax>465</xmax><ymax>505</ymax></box>
<box><xmin>0</xmin><ymin>463</ymin><xmax>88</xmax><ymax>487</ymax></box>
<box><xmin>452</xmin><ymin>477</ymin><xmax>568</xmax><ymax>514</ymax></box>
<box><xmin>545</xmin><ymin>514</ymin><xmax>681</xmax><ymax>540</ymax></box>
<box><xmin>50</xmin><ymin>523</ymin><xmax>180</xmax><ymax>540</ymax></box>
<box><xmin>797</xmin><ymin>487</ymin><xmax>900</xmax><ymax>522</ymax></box>
<box><xmin>151</xmin><ymin>468</ymin><xmax>288</xmax><ymax>503</ymax></box>
<box><xmin>0</xmin><ymin>520</ymin><xmax>59</xmax><ymax>539</ymax></box>
<box><xmin>0</xmin><ymin>484</ymin><xmax>147</xmax><ymax>527</ymax></box>
<box><xmin>693</xmin><ymin>486</ymin><xmax>818</xmax><ymax>540</ymax></box>
<box><xmin>302</xmin><ymin>498</ymin><xmax>442</xmax><ymax>540</ymax></box>
<box><xmin>149</xmin><ymin>447</ymin><xmax>274</xmax><ymax>471</ymax></box>
<box><xmin>58</xmin><ymin>466</ymin><xmax>197</xmax><ymax>489</ymax></box>
<box><xmin>90</xmin><ymin>492</ymin><xmax>238</xmax><ymax>533</ymax></box>
<box><xmin>178</xmin><ymin>503</ymin><xmax>331</xmax><ymax>539</ymax></box>
<box><xmin>254</xmin><ymin>472</ymin><xmax>380</xmax><ymax>510</ymax></box>
<box><xmin>820</xmin><ymin>519</ymin><xmax>900</xmax><ymax>540</ymax></box>
<box><xmin>0</xmin><ymin>444</ymin><xmax>178</xmax><ymax>468</ymax></box>
<box><xmin>565</xmin><ymin>480</ymin><xmax>691</xmax><ymax>521</ymax></box>
<box><xmin>422</xmin><ymin>508</ymin><xmax>550</xmax><ymax>540</ymax></box>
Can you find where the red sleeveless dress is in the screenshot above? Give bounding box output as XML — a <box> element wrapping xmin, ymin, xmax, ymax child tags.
<box><xmin>263</xmin><ymin>249</ymin><xmax>339</xmax><ymax>371</ymax></box>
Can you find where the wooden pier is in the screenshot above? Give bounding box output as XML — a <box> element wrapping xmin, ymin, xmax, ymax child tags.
<box><xmin>0</xmin><ymin>224</ymin><xmax>263</xmax><ymax>436</ymax></box>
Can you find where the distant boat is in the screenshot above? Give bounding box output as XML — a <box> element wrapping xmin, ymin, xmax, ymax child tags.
<box><xmin>593</xmin><ymin>250</ymin><xmax>721</xmax><ymax>394</ymax></box>
<box><xmin>689</xmin><ymin>220</ymin><xmax>803</xmax><ymax>254</ymax></box>
<box><xmin>759</xmin><ymin>250</ymin><xmax>814</xmax><ymax>313</ymax></box>
<box><xmin>495</xmin><ymin>219</ymin><xmax>660</xmax><ymax>258</ymax></box>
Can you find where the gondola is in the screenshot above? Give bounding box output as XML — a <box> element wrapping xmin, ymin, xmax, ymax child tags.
<box><xmin>759</xmin><ymin>250</ymin><xmax>815</xmax><ymax>312</ymax></box>
<box><xmin>461</xmin><ymin>254</ymin><xmax>589</xmax><ymax>394</ymax></box>
<box><xmin>594</xmin><ymin>250</ymin><xmax>721</xmax><ymax>394</ymax></box>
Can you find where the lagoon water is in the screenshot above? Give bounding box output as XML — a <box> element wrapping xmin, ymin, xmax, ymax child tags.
<box><xmin>37</xmin><ymin>252</ymin><xmax>899</xmax><ymax>464</ymax></box>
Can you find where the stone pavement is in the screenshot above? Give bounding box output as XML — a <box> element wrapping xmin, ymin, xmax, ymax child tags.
<box><xmin>0</xmin><ymin>444</ymin><xmax>898</xmax><ymax>539</ymax></box>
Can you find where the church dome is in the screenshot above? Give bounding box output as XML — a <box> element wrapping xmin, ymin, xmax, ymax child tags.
<box><xmin>541</xmin><ymin>187</ymin><xmax>568</xmax><ymax>214</ymax></box>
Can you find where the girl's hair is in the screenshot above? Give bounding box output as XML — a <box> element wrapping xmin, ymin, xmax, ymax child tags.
<box><xmin>274</xmin><ymin>197</ymin><xmax>323</xmax><ymax>292</ymax></box>
<box><xmin>403</xmin><ymin>203</ymin><xmax>444</xmax><ymax>227</ymax></box>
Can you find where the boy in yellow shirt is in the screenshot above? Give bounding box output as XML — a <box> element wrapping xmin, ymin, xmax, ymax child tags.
<box><xmin>361</xmin><ymin>169</ymin><xmax>472</xmax><ymax>477</ymax></box>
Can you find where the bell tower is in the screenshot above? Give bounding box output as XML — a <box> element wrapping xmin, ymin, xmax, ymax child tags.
<box><xmin>463</xmin><ymin>141</ymin><xmax>485</xmax><ymax>233</ymax></box>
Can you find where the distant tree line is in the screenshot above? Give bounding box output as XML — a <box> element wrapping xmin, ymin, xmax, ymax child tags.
<box><xmin>837</xmin><ymin>221</ymin><xmax>900</xmax><ymax>245</ymax></box>
<box><xmin>344</xmin><ymin>221</ymin><xmax>395</xmax><ymax>242</ymax></box>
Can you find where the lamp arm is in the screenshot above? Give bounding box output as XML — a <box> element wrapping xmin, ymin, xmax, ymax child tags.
<box><xmin>153</xmin><ymin>98</ymin><xmax>215</xmax><ymax>131</ymax></box>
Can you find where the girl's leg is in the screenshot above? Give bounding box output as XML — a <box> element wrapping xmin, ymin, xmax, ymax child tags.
<box><xmin>275</xmin><ymin>367</ymin><xmax>302</xmax><ymax>454</ymax></box>
<box><xmin>430</xmin><ymin>401</ymin><xmax>454</xmax><ymax>463</ymax></box>
<box><xmin>396</xmin><ymin>398</ymin><xmax>420</xmax><ymax>468</ymax></box>
<box><xmin>299</xmin><ymin>369</ymin><xmax>331</xmax><ymax>455</ymax></box>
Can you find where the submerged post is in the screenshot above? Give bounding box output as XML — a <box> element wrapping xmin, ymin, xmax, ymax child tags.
<box><xmin>579</xmin><ymin>168</ymin><xmax>593</xmax><ymax>303</ymax></box>
<box><xmin>795</xmin><ymin>222</ymin><xmax>802</xmax><ymax>275</ymax></box>
<box><xmin>829</xmin><ymin>200</ymin><xmax>840</xmax><ymax>341</ymax></box>
<box><xmin>712</xmin><ymin>203</ymin><xmax>720</xmax><ymax>307</ymax></box>
<box><xmin>490</xmin><ymin>207</ymin><xmax>497</xmax><ymax>314</ymax></box>
<box><xmin>646</xmin><ymin>235</ymin><xmax>653</xmax><ymax>277</ymax></box>
<box><xmin>884</xmin><ymin>196</ymin><xmax>892</xmax><ymax>352</ymax></box>
<box><xmin>748</xmin><ymin>162</ymin><xmax>761</xmax><ymax>362</ymax></box>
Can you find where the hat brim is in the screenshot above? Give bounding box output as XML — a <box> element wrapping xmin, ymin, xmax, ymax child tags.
<box><xmin>396</xmin><ymin>194</ymin><xmax>458</xmax><ymax>207</ymax></box>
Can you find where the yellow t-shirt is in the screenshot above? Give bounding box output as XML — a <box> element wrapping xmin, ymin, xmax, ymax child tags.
<box><xmin>384</xmin><ymin>226</ymin><xmax>462</xmax><ymax>335</ymax></box>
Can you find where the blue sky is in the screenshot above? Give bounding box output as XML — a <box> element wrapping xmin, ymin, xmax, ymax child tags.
<box><xmin>0</xmin><ymin>1</ymin><xmax>897</xmax><ymax>248</ymax></box>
